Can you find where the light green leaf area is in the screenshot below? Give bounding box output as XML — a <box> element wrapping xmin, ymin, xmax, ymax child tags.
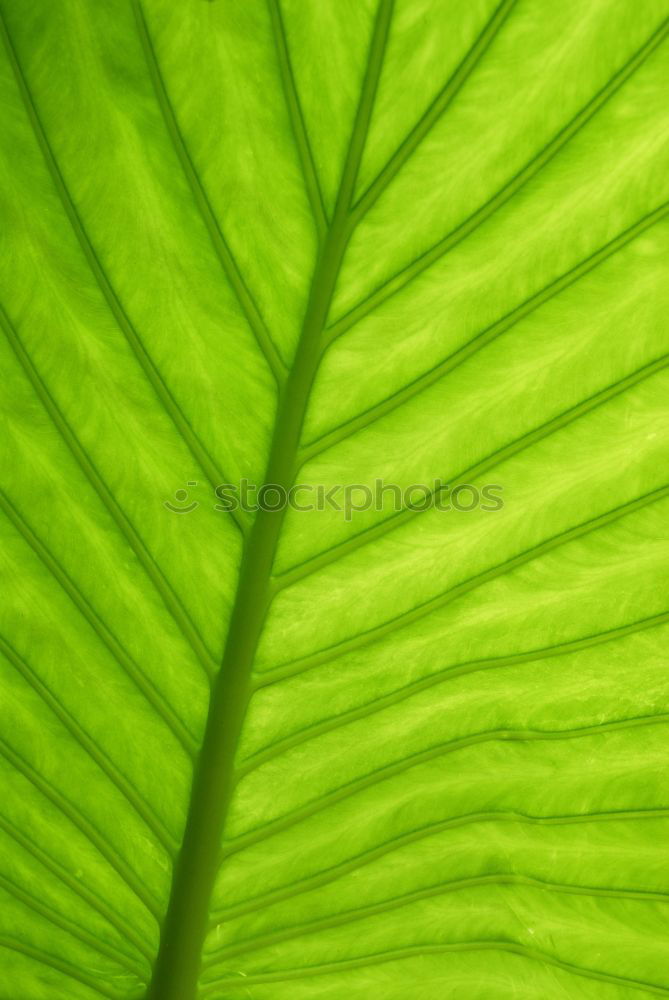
<box><xmin>0</xmin><ymin>0</ymin><xmax>668</xmax><ymax>997</ymax></box>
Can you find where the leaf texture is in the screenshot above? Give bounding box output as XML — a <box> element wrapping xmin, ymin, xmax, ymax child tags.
<box><xmin>0</xmin><ymin>1</ymin><xmax>668</xmax><ymax>998</ymax></box>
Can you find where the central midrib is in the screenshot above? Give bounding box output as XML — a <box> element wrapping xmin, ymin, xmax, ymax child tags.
<box><xmin>147</xmin><ymin>4</ymin><xmax>394</xmax><ymax>997</ymax></box>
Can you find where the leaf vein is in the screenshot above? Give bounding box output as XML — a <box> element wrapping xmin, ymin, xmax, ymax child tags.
<box><xmin>0</xmin><ymin>635</ymin><xmax>177</xmax><ymax>855</ymax></box>
<box><xmin>146</xmin><ymin>5</ymin><xmax>396</xmax><ymax>993</ymax></box>
<box><xmin>242</xmin><ymin>611</ymin><xmax>669</xmax><ymax>772</ymax></box>
<box><xmin>0</xmin><ymin>871</ymin><xmax>146</xmax><ymax>979</ymax></box>
<box><xmin>0</xmin><ymin>490</ymin><xmax>197</xmax><ymax>757</ymax></box>
<box><xmin>215</xmin><ymin>809</ymin><xmax>669</xmax><ymax>922</ymax></box>
<box><xmin>132</xmin><ymin>0</ymin><xmax>287</xmax><ymax>384</ymax></box>
<box><xmin>0</xmin><ymin>936</ymin><xmax>127</xmax><ymax>999</ymax></box>
<box><xmin>226</xmin><ymin>715</ymin><xmax>669</xmax><ymax>855</ymax></box>
<box><xmin>201</xmin><ymin>940</ymin><xmax>669</xmax><ymax>995</ymax></box>
<box><xmin>277</xmin><ymin>354</ymin><xmax>669</xmax><ymax>590</ymax></box>
<box><xmin>0</xmin><ymin>303</ymin><xmax>217</xmax><ymax>681</ymax></box>
<box><xmin>263</xmin><ymin>486</ymin><xmax>669</xmax><ymax>685</ymax></box>
<box><xmin>0</xmin><ymin>11</ymin><xmax>247</xmax><ymax>536</ymax></box>
<box><xmin>350</xmin><ymin>0</ymin><xmax>518</xmax><ymax>226</ymax></box>
<box><xmin>207</xmin><ymin>871</ymin><xmax>669</xmax><ymax>964</ymax></box>
<box><xmin>267</xmin><ymin>0</ymin><xmax>328</xmax><ymax>242</ymax></box>
<box><xmin>326</xmin><ymin>18</ymin><xmax>669</xmax><ymax>341</ymax></box>
<box><xmin>0</xmin><ymin>737</ymin><xmax>161</xmax><ymax>921</ymax></box>
<box><xmin>303</xmin><ymin>203</ymin><xmax>669</xmax><ymax>463</ymax></box>
<box><xmin>0</xmin><ymin>815</ymin><xmax>152</xmax><ymax>963</ymax></box>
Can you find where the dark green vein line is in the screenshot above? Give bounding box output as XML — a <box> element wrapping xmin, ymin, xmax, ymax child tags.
<box><xmin>350</xmin><ymin>0</ymin><xmax>518</xmax><ymax>227</ymax></box>
<box><xmin>206</xmin><ymin>870</ymin><xmax>669</xmax><ymax>964</ymax></box>
<box><xmin>0</xmin><ymin>815</ymin><xmax>152</xmax><ymax>964</ymax></box>
<box><xmin>0</xmin><ymin>304</ymin><xmax>217</xmax><ymax>681</ymax></box>
<box><xmin>262</xmin><ymin>484</ymin><xmax>669</xmax><ymax>686</ymax></box>
<box><xmin>225</xmin><ymin>714</ymin><xmax>668</xmax><ymax>854</ymax></box>
<box><xmin>132</xmin><ymin>0</ymin><xmax>286</xmax><ymax>384</ymax></box>
<box><xmin>0</xmin><ymin>738</ymin><xmax>161</xmax><ymax>920</ymax></box>
<box><xmin>0</xmin><ymin>871</ymin><xmax>145</xmax><ymax>978</ymax></box>
<box><xmin>213</xmin><ymin>809</ymin><xmax>669</xmax><ymax>924</ymax></box>
<box><xmin>146</xmin><ymin>6</ymin><xmax>395</xmax><ymax>996</ymax></box>
<box><xmin>0</xmin><ymin>636</ymin><xmax>176</xmax><ymax>855</ymax></box>
<box><xmin>201</xmin><ymin>940</ymin><xmax>669</xmax><ymax>995</ymax></box>
<box><xmin>0</xmin><ymin>491</ymin><xmax>196</xmax><ymax>757</ymax></box>
<box><xmin>0</xmin><ymin>936</ymin><xmax>126</xmax><ymax>999</ymax></box>
<box><xmin>0</xmin><ymin>11</ymin><xmax>247</xmax><ymax>538</ymax></box>
<box><xmin>326</xmin><ymin>16</ymin><xmax>669</xmax><ymax>342</ymax></box>
<box><xmin>267</xmin><ymin>0</ymin><xmax>328</xmax><ymax>241</ymax></box>
<box><xmin>241</xmin><ymin>611</ymin><xmax>669</xmax><ymax>774</ymax></box>
<box><xmin>236</xmin><ymin>714</ymin><xmax>669</xmax><ymax>842</ymax></box>
<box><xmin>302</xmin><ymin>202</ymin><xmax>669</xmax><ymax>463</ymax></box>
<box><xmin>277</xmin><ymin>352</ymin><xmax>669</xmax><ymax>590</ymax></box>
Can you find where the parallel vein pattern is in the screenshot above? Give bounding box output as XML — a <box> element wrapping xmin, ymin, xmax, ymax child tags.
<box><xmin>0</xmin><ymin>1</ymin><xmax>667</xmax><ymax>999</ymax></box>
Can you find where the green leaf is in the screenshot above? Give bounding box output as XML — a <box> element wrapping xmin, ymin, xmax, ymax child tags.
<box><xmin>1</xmin><ymin>1</ymin><xmax>668</xmax><ymax>998</ymax></box>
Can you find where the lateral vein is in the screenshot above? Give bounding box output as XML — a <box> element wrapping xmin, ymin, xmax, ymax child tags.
<box><xmin>278</xmin><ymin>353</ymin><xmax>669</xmax><ymax>589</ymax></box>
<box><xmin>0</xmin><ymin>11</ymin><xmax>247</xmax><ymax>537</ymax></box>
<box><xmin>267</xmin><ymin>0</ymin><xmax>328</xmax><ymax>242</ymax></box>
<box><xmin>225</xmin><ymin>714</ymin><xmax>669</xmax><ymax>855</ymax></box>
<box><xmin>0</xmin><ymin>490</ymin><xmax>197</xmax><ymax>757</ymax></box>
<box><xmin>0</xmin><ymin>935</ymin><xmax>127</xmax><ymax>999</ymax></box>
<box><xmin>206</xmin><ymin>870</ymin><xmax>669</xmax><ymax>964</ymax></box>
<box><xmin>214</xmin><ymin>808</ymin><xmax>669</xmax><ymax>923</ymax></box>
<box><xmin>350</xmin><ymin>0</ymin><xmax>518</xmax><ymax>226</ymax></box>
<box><xmin>132</xmin><ymin>0</ymin><xmax>287</xmax><ymax>385</ymax></box>
<box><xmin>241</xmin><ymin>611</ymin><xmax>669</xmax><ymax>773</ymax></box>
<box><xmin>261</xmin><ymin>485</ymin><xmax>669</xmax><ymax>684</ymax></box>
<box><xmin>0</xmin><ymin>814</ymin><xmax>152</xmax><ymax>963</ymax></box>
<box><xmin>0</xmin><ymin>737</ymin><xmax>161</xmax><ymax>921</ymax></box>
<box><xmin>302</xmin><ymin>203</ymin><xmax>669</xmax><ymax>464</ymax></box>
<box><xmin>0</xmin><ymin>870</ymin><xmax>146</xmax><ymax>979</ymax></box>
<box><xmin>0</xmin><ymin>635</ymin><xmax>177</xmax><ymax>855</ymax></box>
<box><xmin>326</xmin><ymin>18</ymin><xmax>669</xmax><ymax>343</ymax></box>
<box><xmin>200</xmin><ymin>939</ymin><xmax>669</xmax><ymax>995</ymax></box>
<box><xmin>0</xmin><ymin>303</ymin><xmax>217</xmax><ymax>681</ymax></box>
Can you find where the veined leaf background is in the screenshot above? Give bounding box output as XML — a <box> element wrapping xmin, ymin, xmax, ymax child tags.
<box><xmin>0</xmin><ymin>0</ymin><xmax>668</xmax><ymax>997</ymax></box>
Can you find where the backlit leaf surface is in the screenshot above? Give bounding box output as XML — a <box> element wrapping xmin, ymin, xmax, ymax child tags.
<box><xmin>0</xmin><ymin>1</ymin><xmax>668</xmax><ymax>997</ymax></box>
